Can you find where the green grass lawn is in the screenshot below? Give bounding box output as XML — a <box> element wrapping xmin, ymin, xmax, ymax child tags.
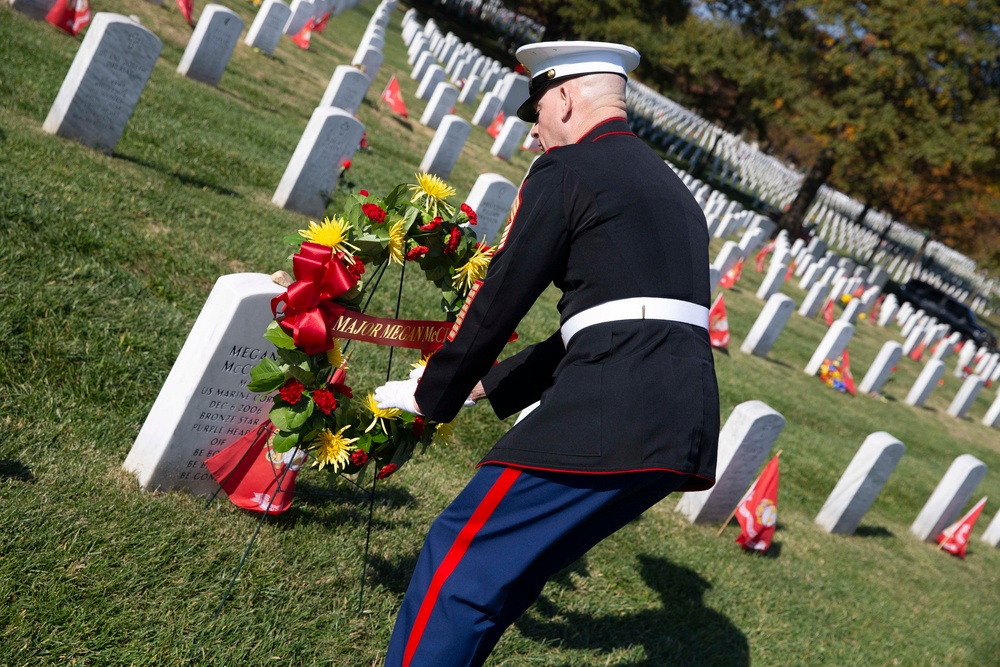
<box><xmin>2</xmin><ymin>2</ymin><xmax>999</xmax><ymax>665</ymax></box>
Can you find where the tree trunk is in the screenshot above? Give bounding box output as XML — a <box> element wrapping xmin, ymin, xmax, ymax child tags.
<box><xmin>779</xmin><ymin>147</ymin><xmax>836</xmax><ymax>239</ymax></box>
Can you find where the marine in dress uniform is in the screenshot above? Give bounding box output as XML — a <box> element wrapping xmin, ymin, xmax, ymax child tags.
<box><xmin>377</xmin><ymin>41</ymin><xmax>720</xmax><ymax>667</ymax></box>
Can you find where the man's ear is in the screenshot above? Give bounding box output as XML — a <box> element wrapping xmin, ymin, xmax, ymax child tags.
<box><xmin>560</xmin><ymin>84</ymin><xmax>573</xmax><ymax>122</ymax></box>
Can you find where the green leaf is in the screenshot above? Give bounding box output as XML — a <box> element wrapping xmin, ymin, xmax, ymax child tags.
<box><xmin>247</xmin><ymin>358</ymin><xmax>285</xmax><ymax>393</ymax></box>
<box><xmin>269</xmin><ymin>400</ymin><xmax>314</xmax><ymax>431</ymax></box>
<box><xmin>277</xmin><ymin>348</ymin><xmax>310</xmax><ymax>366</ymax></box>
<box><xmin>264</xmin><ymin>321</ymin><xmax>297</xmax><ymax>350</ymax></box>
<box><xmin>383</xmin><ymin>183</ymin><xmax>410</xmax><ymax>210</ymax></box>
<box><xmin>270</xmin><ymin>430</ymin><xmax>299</xmax><ymax>453</ymax></box>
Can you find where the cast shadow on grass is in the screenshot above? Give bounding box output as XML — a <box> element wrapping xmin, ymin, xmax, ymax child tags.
<box><xmin>367</xmin><ymin>550</ymin><xmax>421</xmax><ymax>596</ymax></box>
<box><xmin>389</xmin><ymin>116</ymin><xmax>414</xmax><ymax>132</ymax></box>
<box><xmin>762</xmin><ymin>355</ymin><xmax>792</xmax><ymax>370</ymax></box>
<box><xmin>516</xmin><ymin>555</ymin><xmax>749</xmax><ymax>667</ymax></box>
<box><xmin>0</xmin><ymin>459</ymin><xmax>33</xmax><ymax>482</ymax></box>
<box><xmin>115</xmin><ymin>153</ymin><xmax>241</xmax><ymax>197</ymax></box>
<box><xmin>854</xmin><ymin>525</ymin><xmax>894</xmax><ymax>538</ymax></box>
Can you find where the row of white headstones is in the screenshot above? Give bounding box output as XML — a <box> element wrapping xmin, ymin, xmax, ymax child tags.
<box><xmin>33</xmin><ymin>0</ymin><xmax>997</xmax><ymax>549</ymax></box>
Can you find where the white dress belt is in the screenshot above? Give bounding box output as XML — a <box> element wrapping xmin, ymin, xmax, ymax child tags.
<box><xmin>560</xmin><ymin>297</ymin><xmax>710</xmax><ymax>346</ymax></box>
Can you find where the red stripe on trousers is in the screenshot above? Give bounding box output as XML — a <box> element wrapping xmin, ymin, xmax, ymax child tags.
<box><xmin>402</xmin><ymin>467</ymin><xmax>522</xmax><ymax>667</ymax></box>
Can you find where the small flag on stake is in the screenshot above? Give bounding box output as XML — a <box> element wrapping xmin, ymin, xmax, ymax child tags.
<box><xmin>719</xmin><ymin>257</ymin><xmax>744</xmax><ymax>289</ymax></box>
<box><xmin>937</xmin><ymin>497</ymin><xmax>988</xmax><ymax>559</ymax></box>
<box><xmin>381</xmin><ymin>75</ymin><xmax>409</xmax><ymax>118</ymax></box>
<box><xmin>716</xmin><ymin>452</ymin><xmax>781</xmax><ymax>552</ymax></box>
<box><xmin>314</xmin><ymin>11</ymin><xmax>331</xmax><ymax>32</ymax></box>
<box><xmin>176</xmin><ymin>0</ymin><xmax>193</xmax><ymax>24</ymax></box>
<box><xmin>822</xmin><ymin>297</ymin><xmax>835</xmax><ymax>325</ymax></box>
<box><xmin>291</xmin><ymin>18</ymin><xmax>314</xmax><ymax>49</ymax></box>
<box><xmin>708</xmin><ymin>293</ymin><xmax>730</xmax><ymax>349</ymax></box>
<box><xmin>755</xmin><ymin>241</ymin><xmax>775</xmax><ymax>272</ymax></box>
<box><xmin>841</xmin><ymin>349</ymin><xmax>856</xmax><ymax>396</ymax></box>
<box><xmin>486</xmin><ymin>110</ymin><xmax>505</xmax><ymax>138</ymax></box>
<box><xmin>784</xmin><ymin>261</ymin><xmax>796</xmax><ymax>281</ymax></box>
<box><xmin>46</xmin><ymin>0</ymin><xmax>91</xmax><ymax>35</ymax></box>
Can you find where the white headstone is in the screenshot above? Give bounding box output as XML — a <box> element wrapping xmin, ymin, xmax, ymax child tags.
<box><xmin>858</xmin><ymin>341</ymin><xmax>902</xmax><ymax>395</ymax></box>
<box><xmin>710</xmin><ymin>241</ymin><xmax>742</xmax><ymax>292</ymax></box>
<box><xmin>804</xmin><ymin>321</ymin><xmax>855</xmax><ymax>376</ymax></box>
<box><xmin>464</xmin><ymin>173</ymin><xmax>516</xmax><ymax>244</ymax></box>
<box><xmin>418</xmin><ymin>114</ymin><xmax>470</xmax><ymax>179</ymax></box>
<box><xmin>472</xmin><ymin>92</ymin><xmax>501</xmax><ymax>127</ymax></box>
<box><xmin>755</xmin><ymin>261</ymin><xmax>787</xmax><ymax>300</ymax></box>
<box><xmin>798</xmin><ymin>279</ymin><xmax>830</xmax><ymax>318</ymax></box>
<box><xmin>411</xmin><ymin>51</ymin><xmax>435</xmax><ymax>82</ymax></box>
<box><xmin>272</xmin><ymin>108</ymin><xmax>365</xmax><ymax>218</ymax></box>
<box><xmin>495</xmin><ymin>72</ymin><xmax>529</xmax><ymax>117</ymax></box>
<box><xmin>740</xmin><ymin>294</ymin><xmax>794</xmax><ymax>358</ymax></box>
<box><xmin>177</xmin><ymin>5</ymin><xmax>244</xmax><ymax>87</ymax></box>
<box><xmin>352</xmin><ymin>46</ymin><xmax>384</xmax><ymax>82</ymax></box>
<box><xmin>982</xmin><ymin>508</ymin><xmax>1000</xmax><ymax>547</ymax></box>
<box><xmin>284</xmin><ymin>0</ymin><xmax>314</xmax><ymax>35</ymax></box>
<box><xmin>490</xmin><ymin>117</ymin><xmax>528</xmax><ymax>160</ymax></box>
<box><xmin>416</xmin><ymin>64</ymin><xmax>446</xmax><ymax>100</ymax></box>
<box><xmin>420</xmin><ymin>82</ymin><xmax>460</xmax><ymax>129</ymax></box>
<box><xmin>676</xmin><ymin>401</ymin><xmax>786</xmax><ymax>523</ymax></box>
<box><xmin>947</xmin><ymin>375</ymin><xmax>985</xmax><ymax>418</ymax></box>
<box><xmin>10</xmin><ymin>0</ymin><xmax>57</xmax><ymax>19</ymax></box>
<box><xmin>123</xmin><ymin>274</ymin><xmax>283</xmax><ymax>495</ymax></box>
<box><xmin>458</xmin><ymin>75</ymin><xmax>481</xmax><ymax>104</ymax></box>
<box><xmin>320</xmin><ymin>65</ymin><xmax>370</xmax><ymax>115</ymax></box>
<box><xmin>815</xmin><ymin>432</ymin><xmax>906</xmax><ymax>535</ymax></box>
<box><xmin>245</xmin><ymin>0</ymin><xmax>292</xmax><ymax>56</ymax></box>
<box><xmin>983</xmin><ymin>392</ymin><xmax>1000</xmax><ymax>428</ymax></box>
<box><xmin>910</xmin><ymin>454</ymin><xmax>988</xmax><ymax>541</ymax></box>
<box><xmin>42</xmin><ymin>13</ymin><xmax>162</xmax><ymax>154</ymax></box>
<box><xmin>904</xmin><ymin>360</ymin><xmax>945</xmax><ymax>407</ymax></box>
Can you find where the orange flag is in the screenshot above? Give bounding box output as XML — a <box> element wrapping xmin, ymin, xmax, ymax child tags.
<box><xmin>909</xmin><ymin>341</ymin><xmax>927</xmax><ymax>361</ymax></box>
<box><xmin>486</xmin><ymin>110</ymin><xmax>505</xmax><ymax>138</ymax></box>
<box><xmin>785</xmin><ymin>261</ymin><xmax>796</xmax><ymax>281</ymax></box>
<box><xmin>314</xmin><ymin>11</ymin><xmax>331</xmax><ymax>32</ymax></box>
<box><xmin>718</xmin><ymin>257</ymin><xmax>744</xmax><ymax>289</ymax></box>
<box><xmin>754</xmin><ymin>241</ymin><xmax>775</xmax><ymax>272</ymax></box>
<box><xmin>937</xmin><ymin>497</ymin><xmax>988</xmax><ymax>559</ymax></box>
<box><xmin>735</xmin><ymin>454</ymin><xmax>780</xmax><ymax>552</ymax></box>
<box><xmin>46</xmin><ymin>0</ymin><xmax>91</xmax><ymax>35</ymax></box>
<box><xmin>708</xmin><ymin>293</ymin><xmax>730</xmax><ymax>349</ymax></box>
<box><xmin>381</xmin><ymin>74</ymin><xmax>409</xmax><ymax>118</ymax></box>
<box><xmin>205</xmin><ymin>422</ymin><xmax>307</xmax><ymax>515</ymax></box>
<box><xmin>841</xmin><ymin>349</ymin><xmax>856</xmax><ymax>396</ymax></box>
<box><xmin>822</xmin><ymin>297</ymin><xmax>835</xmax><ymax>325</ymax></box>
<box><xmin>176</xmin><ymin>0</ymin><xmax>193</xmax><ymax>24</ymax></box>
<box><xmin>291</xmin><ymin>18</ymin><xmax>314</xmax><ymax>49</ymax></box>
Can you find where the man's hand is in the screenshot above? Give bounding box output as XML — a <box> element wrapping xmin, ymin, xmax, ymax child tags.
<box><xmin>373</xmin><ymin>378</ymin><xmax>422</xmax><ymax>415</ymax></box>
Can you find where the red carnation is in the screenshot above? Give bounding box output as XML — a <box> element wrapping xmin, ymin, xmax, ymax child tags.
<box><xmin>341</xmin><ymin>159</ymin><xmax>352</xmax><ymax>171</ymax></box>
<box><xmin>412</xmin><ymin>416</ymin><xmax>425</xmax><ymax>438</ymax></box>
<box><xmin>359</xmin><ymin>189</ymin><xmax>369</xmax><ymax>196</ymax></box>
<box><xmin>475</xmin><ymin>242</ymin><xmax>491</xmax><ymax>252</ymax></box>
<box><xmin>419</xmin><ymin>216</ymin><xmax>443</xmax><ymax>232</ymax></box>
<box><xmin>376</xmin><ymin>463</ymin><xmax>398</xmax><ymax>480</ymax></box>
<box><xmin>444</xmin><ymin>227</ymin><xmax>461</xmax><ymax>254</ymax></box>
<box><xmin>312</xmin><ymin>388</ymin><xmax>337</xmax><ymax>414</ymax></box>
<box><xmin>406</xmin><ymin>245</ymin><xmax>429</xmax><ymax>261</ymax></box>
<box><xmin>332</xmin><ymin>381</ymin><xmax>353</xmax><ymax>399</ymax></box>
<box><xmin>461</xmin><ymin>203</ymin><xmax>478</xmax><ymax>225</ymax></box>
<box><xmin>351</xmin><ymin>449</ymin><xmax>369</xmax><ymax>466</ymax></box>
<box><xmin>347</xmin><ymin>258</ymin><xmax>366</xmax><ymax>279</ymax></box>
<box><xmin>279</xmin><ymin>378</ymin><xmax>304</xmax><ymax>404</ymax></box>
<box><xmin>362</xmin><ymin>203</ymin><xmax>386</xmax><ymax>223</ymax></box>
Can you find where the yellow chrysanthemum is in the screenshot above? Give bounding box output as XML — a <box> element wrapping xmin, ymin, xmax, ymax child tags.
<box><xmin>325</xmin><ymin>339</ymin><xmax>345</xmax><ymax>368</ymax></box>
<box><xmin>387</xmin><ymin>219</ymin><xmax>407</xmax><ymax>265</ymax></box>
<box><xmin>311</xmin><ymin>425</ymin><xmax>359</xmax><ymax>472</ymax></box>
<box><xmin>299</xmin><ymin>216</ymin><xmax>359</xmax><ymax>256</ymax></box>
<box><xmin>411</xmin><ymin>356</ymin><xmax>428</xmax><ymax>372</ymax></box>
<box><xmin>364</xmin><ymin>392</ymin><xmax>400</xmax><ymax>433</ymax></box>
<box><xmin>452</xmin><ymin>243</ymin><xmax>495</xmax><ymax>292</ymax></box>
<box><xmin>434</xmin><ymin>421</ymin><xmax>454</xmax><ymax>444</ymax></box>
<box><xmin>408</xmin><ymin>172</ymin><xmax>456</xmax><ymax>217</ymax></box>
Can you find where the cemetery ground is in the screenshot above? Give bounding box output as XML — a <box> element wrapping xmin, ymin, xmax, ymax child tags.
<box><xmin>2</xmin><ymin>1</ymin><xmax>1000</xmax><ymax>665</ymax></box>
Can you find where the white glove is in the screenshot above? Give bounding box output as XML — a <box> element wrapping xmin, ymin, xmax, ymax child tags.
<box><xmin>374</xmin><ymin>378</ymin><xmax>421</xmax><ymax>415</ymax></box>
<box><xmin>407</xmin><ymin>365</ymin><xmax>476</xmax><ymax>408</ymax></box>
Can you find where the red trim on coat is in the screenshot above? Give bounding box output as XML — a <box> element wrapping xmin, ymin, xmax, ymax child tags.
<box><xmin>402</xmin><ymin>467</ymin><xmax>522</xmax><ymax>667</ymax></box>
<box><xmin>575</xmin><ymin>116</ymin><xmax>627</xmax><ymax>144</ymax></box>
<box><xmin>591</xmin><ymin>131</ymin><xmax>635</xmax><ymax>142</ymax></box>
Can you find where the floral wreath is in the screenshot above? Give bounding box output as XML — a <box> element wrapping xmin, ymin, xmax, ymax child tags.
<box><xmin>246</xmin><ymin>173</ymin><xmax>494</xmax><ymax>481</ymax></box>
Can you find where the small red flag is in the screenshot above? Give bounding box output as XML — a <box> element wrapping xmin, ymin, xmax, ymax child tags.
<box><xmin>314</xmin><ymin>11</ymin><xmax>330</xmax><ymax>32</ymax></box>
<box><xmin>718</xmin><ymin>257</ymin><xmax>744</xmax><ymax>289</ymax></box>
<box><xmin>708</xmin><ymin>293</ymin><xmax>730</xmax><ymax>349</ymax></box>
<box><xmin>381</xmin><ymin>75</ymin><xmax>409</xmax><ymax>118</ymax></box>
<box><xmin>487</xmin><ymin>110</ymin><xmax>505</xmax><ymax>138</ymax></box>
<box><xmin>205</xmin><ymin>422</ymin><xmax>307</xmax><ymax>514</ymax></box>
<box><xmin>754</xmin><ymin>241</ymin><xmax>775</xmax><ymax>272</ymax></box>
<box><xmin>841</xmin><ymin>348</ymin><xmax>856</xmax><ymax>396</ymax></box>
<box><xmin>176</xmin><ymin>0</ymin><xmax>193</xmax><ymax>24</ymax></box>
<box><xmin>291</xmin><ymin>18</ymin><xmax>314</xmax><ymax>49</ymax></box>
<box><xmin>869</xmin><ymin>295</ymin><xmax>884</xmax><ymax>323</ymax></box>
<box><xmin>937</xmin><ymin>497</ymin><xmax>988</xmax><ymax>559</ymax></box>
<box><xmin>46</xmin><ymin>0</ymin><xmax>91</xmax><ymax>35</ymax></box>
<box><xmin>909</xmin><ymin>341</ymin><xmax>927</xmax><ymax>361</ymax></box>
<box><xmin>822</xmin><ymin>298</ymin><xmax>835</xmax><ymax>325</ymax></box>
<box><xmin>785</xmin><ymin>261</ymin><xmax>796</xmax><ymax>281</ymax></box>
<box><xmin>735</xmin><ymin>455</ymin><xmax>780</xmax><ymax>552</ymax></box>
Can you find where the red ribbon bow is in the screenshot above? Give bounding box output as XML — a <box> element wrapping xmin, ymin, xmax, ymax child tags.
<box><xmin>271</xmin><ymin>242</ymin><xmax>358</xmax><ymax>354</ymax></box>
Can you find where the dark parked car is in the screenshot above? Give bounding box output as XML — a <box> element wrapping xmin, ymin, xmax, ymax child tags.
<box><xmin>893</xmin><ymin>280</ymin><xmax>997</xmax><ymax>351</ymax></box>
